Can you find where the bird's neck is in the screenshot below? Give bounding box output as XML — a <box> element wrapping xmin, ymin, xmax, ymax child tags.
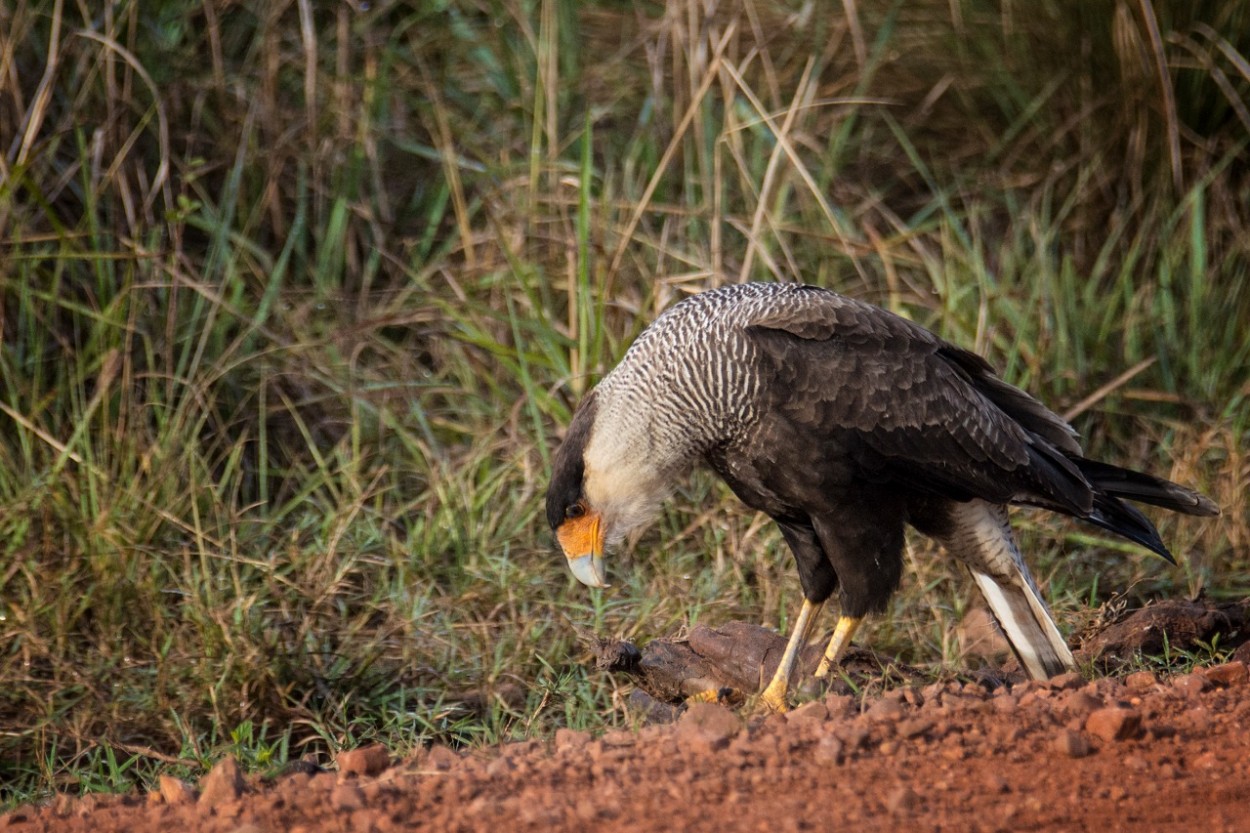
<box><xmin>578</xmin><ymin>313</ymin><xmax>760</xmax><ymax>541</ymax></box>
<box><xmin>579</xmin><ymin>375</ymin><xmax>734</xmax><ymax>544</ymax></box>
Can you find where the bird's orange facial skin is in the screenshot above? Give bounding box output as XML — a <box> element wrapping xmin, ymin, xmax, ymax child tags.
<box><xmin>556</xmin><ymin>509</ymin><xmax>603</xmax><ymax>560</ymax></box>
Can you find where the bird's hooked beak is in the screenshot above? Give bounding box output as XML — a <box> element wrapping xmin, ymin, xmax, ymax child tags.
<box><xmin>556</xmin><ymin>509</ymin><xmax>609</xmax><ymax>588</ymax></box>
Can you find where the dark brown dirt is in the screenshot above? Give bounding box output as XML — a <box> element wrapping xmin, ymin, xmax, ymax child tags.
<box><xmin>6</xmin><ymin>602</ymin><xmax>1250</xmax><ymax>833</ymax></box>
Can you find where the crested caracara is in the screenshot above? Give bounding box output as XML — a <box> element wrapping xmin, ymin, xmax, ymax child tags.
<box><xmin>546</xmin><ymin>283</ymin><xmax>1218</xmax><ymax>711</ymax></box>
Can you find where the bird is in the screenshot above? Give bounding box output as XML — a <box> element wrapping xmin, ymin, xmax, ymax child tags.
<box><xmin>545</xmin><ymin>282</ymin><xmax>1219</xmax><ymax>711</ymax></box>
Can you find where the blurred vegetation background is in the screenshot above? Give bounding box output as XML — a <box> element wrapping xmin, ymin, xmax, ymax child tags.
<box><xmin>1</xmin><ymin>0</ymin><xmax>1247</xmax><ymax>803</ymax></box>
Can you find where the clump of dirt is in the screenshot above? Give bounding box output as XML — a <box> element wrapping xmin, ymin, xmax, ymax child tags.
<box><xmin>6</xmin><ymin>599</ymin><xmax>1250</xmax><ymax>833</ymax></box>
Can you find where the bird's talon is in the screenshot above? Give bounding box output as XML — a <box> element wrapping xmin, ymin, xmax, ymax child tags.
<box><xmin>755</xmin><ymin>697</ymin><xmax>789</xmax><ymax>715</ymax></box>
<box><xmin>754</xmin><ymin>685</ymin><xmax>791</xmax><ymax>715</ymax></box>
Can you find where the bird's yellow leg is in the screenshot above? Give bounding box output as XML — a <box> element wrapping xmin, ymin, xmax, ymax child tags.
<box><xmin>814</xmin><ymin>615</ymin><xmax>862</xmax><ymax>679</ymax></box>
<box><xmin>756</xmin><ymin>599</ymin><xmax>823</xmax><ymax>714</ymax></box>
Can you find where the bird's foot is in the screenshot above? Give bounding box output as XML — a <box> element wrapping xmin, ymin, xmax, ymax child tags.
<box><xmin>813</xmin><ymin>615</ymin><xmax>861</xmax><ymax>680</ymax></box>
<box><xmin>753</xmin><ymin>678</ymin><xmax>791</xmax><ymax>715</ymax></box>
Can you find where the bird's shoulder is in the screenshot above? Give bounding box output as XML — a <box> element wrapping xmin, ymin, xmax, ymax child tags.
<box><xmin>738</xmin><ymin>284</ymin><xmax>940</xmax><ymax>350</ymax></box>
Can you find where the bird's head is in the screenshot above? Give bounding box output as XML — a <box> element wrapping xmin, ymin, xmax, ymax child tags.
<box><xmin>547</xmin><ymin>491</ymin><xmax>607</xmax><ymax>588</ymax></box>
<box><xmin>546</xmin><ymin>389</ymin><xmax>674</xmax><ymax>589</ymax></box>
<box><xmin>546</xmin><ymin>392</ymin><xmax>609</xmax><ymax>588</ymax></box>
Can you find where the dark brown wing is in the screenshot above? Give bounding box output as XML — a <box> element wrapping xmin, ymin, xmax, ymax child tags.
<box><xmin>743</xmin><ymin>289</ymin><xmax>1092</xmax><ymax>515</ymax></box>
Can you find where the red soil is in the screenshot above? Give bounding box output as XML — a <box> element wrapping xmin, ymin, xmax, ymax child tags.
<box><xmin>6</xmin><ymin>661</ymin><xmax>1250</xmax><ymax>833</ymax></box>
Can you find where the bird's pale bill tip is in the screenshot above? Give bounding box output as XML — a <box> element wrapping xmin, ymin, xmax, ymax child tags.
<box><xmin>568</xmin><ymin>553</ymin><xmax>609</xmax><ymax>588</ymax></box>
<box><xmin>557</xmin><ymin>509</ymin><xmax>608</xmax><ymax>587</ymax></box>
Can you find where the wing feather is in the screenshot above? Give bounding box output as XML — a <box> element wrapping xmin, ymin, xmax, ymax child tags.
<box><xmin>743</xmin><ymin>290</ymin><xmax>1091</xmax><ymax>513</ymax></box>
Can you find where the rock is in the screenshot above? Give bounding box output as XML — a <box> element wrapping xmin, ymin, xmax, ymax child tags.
<box><xmin>941</xmin><ymin>744</ymin><xmax>969</xmax><ymax>762</ymax></box>
<box><xmin>897</xmin><ymin>718</ymin><xmax>933</xmax><ymax>740</ymax></box>
<box><xmin>426</xmin><ymin>746</ymin><xmax>460</xmax><ymax>771</ymax></box>
<box><xmin>813</xmin><ymin>735</ymin><xmax>843</xmax><ymax>765</ymax></box>
<box><xmin>1063</xmin><ymin>691</ymin><xmax>1103</xmax><ymax>716</ymax></box>
<box><xmin>886</xmin><ymin>786</ymin><xmax>921</xmax><ymax>814</ymax></box>
<box><xmin>1171</xmin><ymin>673</ymin><xmax>1210</xmax><ymax>698</ymax></box>
<box><xmin>1124</xmin><ymin>670</ymin><xmax>1158</xmax><ymax>690</ymax></box>
<box><xmin>329</xmin><ymin>782</ymin><xmax>364</xmax><ymax>812</ymax></box>
<box><xmin>1191</xmin><ymin>750</ymin><xmax>1219</xmax><ymax>770</ymax></box>
<box><xmin>1203</xmin><ymin>661</ymin><xmax>1248</xmax><ymax>687</ymax></box>
<box><xmin>677</xmin><ymin>702</ymin><xmax>742</xmax><ymax>750</ymax></box>
<box><xmin>51</xmin><ymin>794</ymin><xmax>74</xmax><ymax>817</ymax></box>
<box><xmin>503</xmin><ymin>740</ymin><xmax>541</xmax><ymax>759</ymax></box>
<box><xmin>601</xmin><ymin>729</ymin><xmax>635</xmax><ymax>747</ymax></box>
<box><xmin>158</xmin><ymin>774</ymin><xmax>197</xmax><ymax>805</ymax></box>
<box><xmin>824</xmin><ymin>693</ymin><xmax>855</xmax><ymax>717</ymax></box>
<box><xmin>1016</xmin><ymin>690</ymin><xmax>1046</xmax><ymax>709</ymax></box>
<box><xmin>840</xmin><ymin>725</ymin><xmax>872</xmax><ymax>751</ymax></box>
<box><xmin>867</xmin><ymin>698</ymin><xmax>904</xmax><ymax>722</ymax></box>
<box><xmin>74</xmin><ymin>795</ymin><xmax>98</xmax><ymax>819</ymax></box>
<box><xmin>1148</xmin><ymin>723</ymin><xmax>1177</xmax><ymax>740</ymax></box>
<box><xmin>1092</xmin><ymin>677</ymin><xmax>1127</xmax><ymax>699</ymax></box>
<box><xmin>1232</xmin><ymin>641</ymin><xmax>1250</xmax><ymax>667</ymax></box>
<box><xmin>485</xmin><ymin>757</ymin><xmax>515</xmax><ymax>778</ymax></box>
<box><xmin>574</xmin><ymin>797</ymin><xmax>599</xmax><ymax>822</ymax></box>
<box><xmin>784</xmin><ymin>700</ymin><xmax>828</xmax><ymax>726</ymax></box>
<box><xmin>984</xmin><ymin>773</ymin><xmax>1011</xmax><ymax>794</ymax></box>
<box><xmin>554</xmin><ymin>728</ymin><xmax>591</xmax><ymax>752</ymax></box>
<box><xmin>308</xmin><ymin>771</ymin><xmax>337</xmax><ymax>792</ymax></box>
<box><xmin>199</xmin><ymin>756</ymin><xmax>245</xmax><ymax>807</ymax></box>
<box><xmin>1044</xmin><ymin>671</ymin><xmax>1084</xmax><ymax>691</ymax></box>
<box><xmin>337</xmin><ymin>743</ymin><xmax>391</xmax><ymax>778</ymax></box>
<box><xmin>1052</xmin><ymin>729</ymin><xmax>1091</xmax><ymax>758</ymax></box>
<box><xmin>0</xmin><ymin>811</ymin><xmax>29</xmax><ymax>828</ymax></box>
<box><xmin>1181</xmin><ymin>705</ymin><xmax>1213</xmax><ymax>733</ymax></box>
<box><xmin>360</xmin><ymin>779</ymin><xmax>389</xmax><ymax>802</ymax></box>
<box><xmin>211</xmin><ymin>798</ymin><xmax>243</xmax><ymax>820</ymax></box>
<box><xmin>1085</xmin><ymin>707</ymin><xmax>1142</xmax><ymax>742</ymax></box>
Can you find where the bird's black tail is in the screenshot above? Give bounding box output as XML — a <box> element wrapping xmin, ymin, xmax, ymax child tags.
<box><xmin>1075</xmin><ymin>458</ymin><xmax>1219</xmax><ymax>564</ymax></box>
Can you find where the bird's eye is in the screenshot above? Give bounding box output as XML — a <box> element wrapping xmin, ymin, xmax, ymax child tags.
<box><xmin>566</xmin><ymin>502</ymin><xmax>586</xmax><ymax>519</ymax></box>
